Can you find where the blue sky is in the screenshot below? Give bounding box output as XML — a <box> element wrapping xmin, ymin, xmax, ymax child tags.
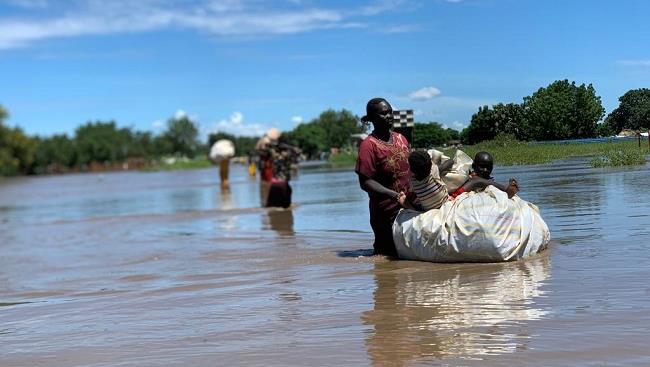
<box><xmin>1</xmin><ymin>0</ymin><xmax>649</xmax><ymax>139</ymax></box>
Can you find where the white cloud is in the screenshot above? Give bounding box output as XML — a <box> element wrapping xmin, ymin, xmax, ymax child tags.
<box><xmin>359</xmin><ymin>0</ymin><xmax>408</xmax><ymax>16</ymax></box>
<box><xmin>291</xmin><ymin>115</ymin><xmax>304</xmax><ymax>125</ymax></box>
<box><xmin>408</xmin><ymin>86</ymin><xmax>442</xmax><ymax>101</ymax></box>
<box><xmin>208</xmin><ymin>111</ymin><xmax>270</xmax><ymax>137</ymax></box>
<box><xmin>152</xmin><ymin>119</ymin><xmax>165</xmax><ymax>130</ymax></box>
<box><xmin>381</xmin><ymin>24</ymin><xmax>421</xmax><ymax>34</ymax></box>
<box><xmin>617</xmin><ymin>59</ymin><xmax>650</xmax><ymax>67</ymax></box>
<box><xmin>451</xmin><ymin>120</ymin><xmax>465</xmax><ymax>130</ymax></box>
<box><xmin>174</xmin><ymin>109</ymin><xmax>188</xmax><ymax>120</ymax></box>
<box><xmin>229</xmin><ymin>111</ymin><xmax>243</xmax><ymax>125</ymax></box>
<box><xmin>6</xmin><ymin>0</ymin><xmax>49</xmax><ymax>8</ymax></box>
<box><xmin>0</xmin><ymin>0</ymin><xmax>406</xmax><ymax>50</ymax></box>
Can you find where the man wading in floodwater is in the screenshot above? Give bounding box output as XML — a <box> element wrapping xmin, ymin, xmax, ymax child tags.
<box><xmin>355</xmin><ymin>98</ymin><xmax>418</xmax><ymax>257</ymax></box>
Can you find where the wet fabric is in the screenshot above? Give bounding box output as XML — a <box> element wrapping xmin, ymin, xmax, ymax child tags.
<box><xmin>356</xmin><ymin>131</ymin><xmax>417</xmax><ymax>256</ymax></box>
<box><xmin>393</xmin><ymin>186</ymin><xmax>550</xmax><ymax>262</ymax></box>
<box><xmin>270</xmin><ymin>144</ymin><xmax>298</xmax><ymax>182</ymax></box>
<box><xmin>266</xmin><ymin>179</ymin><xmax>292</xmax><ymax>208</ymax></box>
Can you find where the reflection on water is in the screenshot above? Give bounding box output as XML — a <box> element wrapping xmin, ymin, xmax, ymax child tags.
<box><xmin>218</xmin><ymin>188</ymin><xmax>236</xmax><ymax>230</ymax></box>
<box><xmin>264</xmin><ymin>209</ymin><xmax>295</xmax><ymax>236</ymax></box>
<box><xmin>363</xmin><ymin>256</ymin><xmax>550</xmax><ymax>365</ymax></box>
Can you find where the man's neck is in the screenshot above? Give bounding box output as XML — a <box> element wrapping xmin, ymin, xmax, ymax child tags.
<box><xmin>372</xmin><ymin>129</ymin><xmax>391</xmax><ymax>142</ymax></box>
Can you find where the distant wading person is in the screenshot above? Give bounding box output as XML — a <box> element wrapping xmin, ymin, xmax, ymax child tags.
<box><xmin>355</xmin><ymin>98</ymin><xmax>418</xmax><ymax>257</ymax></box>
<box><xmin>209</xmin><ymin>139</ymin><xmax>235</xmax><ymax>190</ymax></box>
<box><xmin>257</xmin><ymin>129</ymin><xmax>299</xmax><ymax>208</ymax></box>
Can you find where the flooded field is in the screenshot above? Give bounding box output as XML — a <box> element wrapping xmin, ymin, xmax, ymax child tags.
<box><xmin>1</xmin><ymin>160</ymin><xmax>650</xmax><ymax>366</ymax></box>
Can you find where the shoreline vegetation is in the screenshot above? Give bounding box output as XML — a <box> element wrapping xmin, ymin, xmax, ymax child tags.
<box><xmin>3</xmin><ymin>82</ymin><xmax>650</xmax><ymax>176</ymax></box>
<box><xmin>458</xmin><ymin>135</ymin><xmax>649</xmax><ymax>167</ymax></box>
<box><xmin>63</xmin><ymin>136</ymin><xmax>650</xmax><ymax>173</ymax></box>
<box><xmin>328</xmin><ymin>135</ymin><xmax>650</xmax><ymax>169</ymax></box>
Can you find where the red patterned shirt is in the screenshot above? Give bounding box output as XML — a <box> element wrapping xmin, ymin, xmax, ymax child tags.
<box><xmin>355</xmin><ymin>131</ymin><xmax>415</xmax><ymax>215</ymax></box>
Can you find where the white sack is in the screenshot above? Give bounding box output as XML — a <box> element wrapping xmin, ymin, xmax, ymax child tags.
<box><xmin>209</xmin><ymin>139</ymin><xmax>235</xmax><ymax>162</ymax></box>
<box><xmin>427</xmin><ymin>149</ymin><xmax>472</xmax><ymax>192</ymax></box>
<box><xmin>393</xmin><ymin>186</ymin><xmax>550</xmax><ymax>262</ymax></box>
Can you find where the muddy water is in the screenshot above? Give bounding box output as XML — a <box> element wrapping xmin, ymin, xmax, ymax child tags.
<box><xmin>1</xmin><ymin>160</ymin><xmax>649</xmax><ymax>366</ymax></box>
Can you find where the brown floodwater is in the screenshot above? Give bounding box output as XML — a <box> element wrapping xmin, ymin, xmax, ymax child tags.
<box><xmin>1</xmin><ymin>160</ymin><xmax>649</xmax><ymax>366</ymax></box>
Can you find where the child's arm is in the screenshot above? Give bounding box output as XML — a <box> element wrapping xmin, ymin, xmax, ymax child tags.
<box><xmin>398</xmin><ymin>192</ymin><xmax>424</xmax><ymax>211</ymax></box>
<box><xmin>438</xmin><ymin>158</ymin><xmax>454</xmax><ymax>176</ymax></box>
<box><xmin>463</xmin><ymin>177</ymin><xmax>519</xmax><ymax>198</ymax></box>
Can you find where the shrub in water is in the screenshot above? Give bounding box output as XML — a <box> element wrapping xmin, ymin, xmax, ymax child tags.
<box><xmin>590</xmin><ymin>148</ymin><xmax>647</xmax><ymax>167</ymax></box>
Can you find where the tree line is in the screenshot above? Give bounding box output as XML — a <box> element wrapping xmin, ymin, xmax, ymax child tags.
<box><xmin>460</xmin><ymin>80</ymin><xmax>650</xmax><ymax>144</ymax></box>
<box><xmin>2</xmin><ymin>82</ymin><xmax>649</xmax><ymax>176</ymax></box>
<box><xmin>0</xmin><ymin>110</ymin><xmax>204</xmax><ymax>175</ymax></box>
<box><xmin>0</xmin><ymin>107</ymin><xmax>372</xmax><ymax>176</ymax></box>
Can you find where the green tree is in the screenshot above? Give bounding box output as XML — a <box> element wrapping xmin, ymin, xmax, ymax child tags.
<box><xmin>522</xmin><ymin>80</ymin><xmax>604</xmax><ymax>140</ymax></box>
<box><xmin>605</xmin><ymin>88</ymin><xmax>650</xmax><ymax>133</ymax></box>
<box><xmin>0</xmin><ymin>105</ymin><xmax>7</xmax><ymax>123</ymax></box>
<box><xmin>162</xmin><ymin>115</ymin><xmax>199</xmax><ymax>157</ymax></box>
<box><xmin>74</xmin><ymin>121</ymin><xmax>135</xmax><ymax>165</ymax></box>
<box><xmin>285</xmin><ymin>109</ymin><xmax>362</xmax><ymax>158</ymax></box>
<box><xmin>130</xmin><ymin>131</ymin><xmax>157</xmax><ymax>159</ymax></box>
<box><xmin>33</xmin><ymin>134</ymin><xmax>77</xmax><ymax>173</ymax></box>
<box><xmin>595</xmin><ymin>122</ymin><xmax>616</xmax><ymax>137</ymax></box>
<box><xmin>0</xmin><ymin>106</ymin><xmax>37</xmax><ymax>175</ymax></box>
<box><xmin>314</xmin><ymin>109</ymin><xmax>363</xmax><ymax>149</ymax></box>
<box><xmin>445</xmin><ymin>128</ymin><xmax>460</xmax><ymax>141</ymax></box>
<box><xmin>412</xmin><ymin>122</ymin><xmax>451</xmax><ymax>148</ymax></box>
<box><xmin>461</xmin><ymin>103</ymin><xmax>527</xmax><ymax>145</ymax></box>
<box><xmin>286</xmin><ymin>122</ymin><xmax>327</xmax><ymax>158</ymax></box>
<box><xmin>461</xmin><ymin>105</ymin><xmax>501</xmax><ymax>144</ymax></box>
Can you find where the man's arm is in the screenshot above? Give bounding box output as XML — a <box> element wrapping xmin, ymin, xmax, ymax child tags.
<box><xmin>358</xmin><ymin>174</ymin><xmax>400</xmax><ymax>199</ymax></box>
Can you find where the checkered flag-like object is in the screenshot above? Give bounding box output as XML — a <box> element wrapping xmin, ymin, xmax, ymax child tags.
<box><xmin>392</xmin><ymin>110</ymin><xmax>414</xmax><ymax>128</ymax></box>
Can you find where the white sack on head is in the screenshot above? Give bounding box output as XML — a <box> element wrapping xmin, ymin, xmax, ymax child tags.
<box><xmin>209</xmin><ymin>139</ymin><xmax>235</xmax><ymax>162</ymax></box>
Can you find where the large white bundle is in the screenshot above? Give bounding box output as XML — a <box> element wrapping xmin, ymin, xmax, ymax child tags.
<box><xmin>209</xmin><ymin>139</ymin><xmax>235</xmax><ymax>162</ymax></box>
<box><xmin>427</xmin><ymin>149</ymin><xmax>473</xmax><ymax>192</ymax></box>
<box><xmin>393</xmin><ymin>186</ymin><xmax>550</xmax><ymax>262</ymax></box>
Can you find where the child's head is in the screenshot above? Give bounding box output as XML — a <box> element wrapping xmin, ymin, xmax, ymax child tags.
<box><xmin>408</xmin><ymin>151</ymin><xmax>432</xmax><ymax>181</ymax></box>
<box><xmin>472</xmin><ymin>151</ymin><xmax>493</xmax><ymax>179</ymax></box>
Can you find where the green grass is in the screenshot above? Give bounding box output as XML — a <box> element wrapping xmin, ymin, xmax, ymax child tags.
<box><xmin>444</xmin><ymin>138</ymin><xmax>649</xmax><ymax>167</ymax></box>
<box><xmin>141</xmin><ymin>156</ymin><xmax>213</xmax><ymax>171</ymax></box>
<box><xmin>329</xmin><ymin>151</ymin><xmax>358</xmax><ymax>167</ymax></box>
<box><xmin>326</xmin><ymin>138</ymin><xmax>649</xmax><ymax>169</ymax></box>
<box><xmin>590</xmin><ymin>147</ymin><xmax>648</xmax><ymax>167</ymax></box>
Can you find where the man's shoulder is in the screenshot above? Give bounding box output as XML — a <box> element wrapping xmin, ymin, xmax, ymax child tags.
<box><xmin>358</xmin><ymin>136</ymin><xmax>377</xmax><ymax>150</ymax></box>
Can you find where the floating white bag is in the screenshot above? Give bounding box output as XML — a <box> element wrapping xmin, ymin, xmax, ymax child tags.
<box><xmin>393</xmin><ymin>186</ymin><xmax>550</xmax><ymax>263</ymax></box>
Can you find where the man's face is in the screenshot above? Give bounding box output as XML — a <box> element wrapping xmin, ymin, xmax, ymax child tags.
<box><xmin>374</xmin><ymin>101</ymin><xmax>393</xmax><ymax>129</ymax></box>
